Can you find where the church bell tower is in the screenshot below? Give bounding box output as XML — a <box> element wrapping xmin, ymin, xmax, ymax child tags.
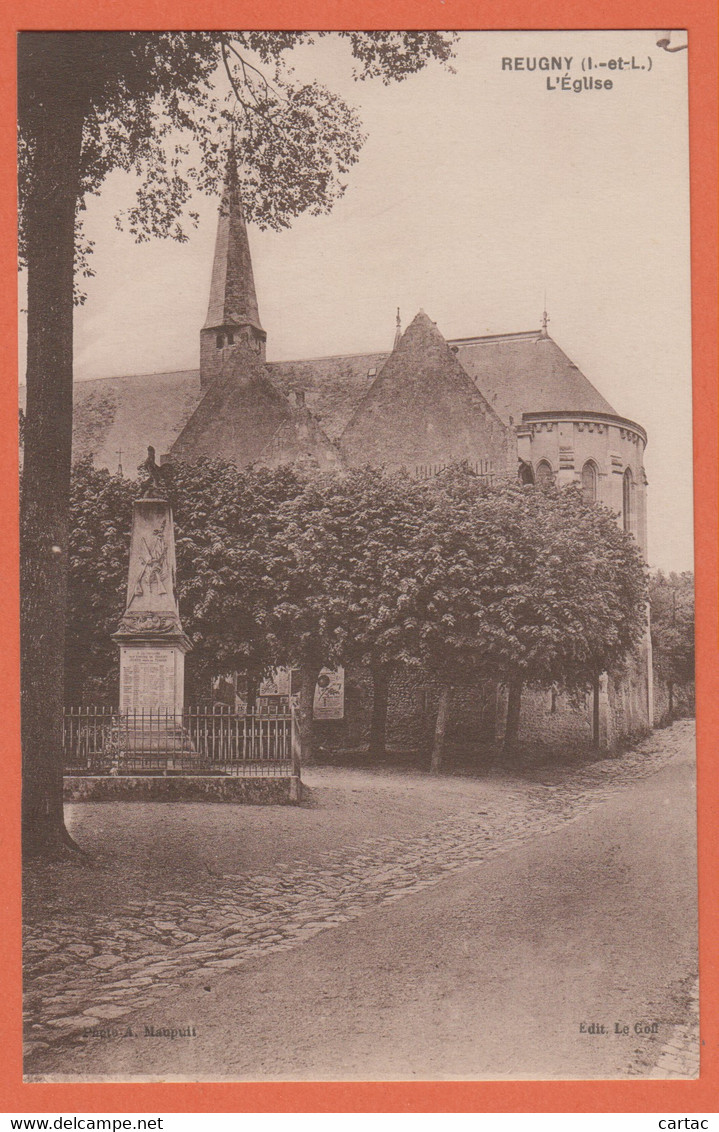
<box><xmin>200</xmin><ymin>136</ymin><xmax>267</xmax><ymax>387</ymax></box>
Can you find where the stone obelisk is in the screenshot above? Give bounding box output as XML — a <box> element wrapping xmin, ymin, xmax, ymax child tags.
<box><xmin>113</xmin><ymin>448</ymin><xmax>191</xmax><ymax>718</ymax></box>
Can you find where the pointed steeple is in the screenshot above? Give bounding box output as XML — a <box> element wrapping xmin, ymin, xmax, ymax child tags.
<box><xmin>200</xmin><ymin>135</ymin><xmax>266</xmax><ymax>386</ymax></box>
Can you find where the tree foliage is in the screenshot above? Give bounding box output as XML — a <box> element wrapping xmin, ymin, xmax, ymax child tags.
<box><xmin>66</xmin><ymin>458</ymin><xmax>310</xmax><ymax>702</ymax></box>
<box><xmin>411</xmin><ymin>470</ymin><xmax>648</xmax><ymax>757</ymax></box>
<box><xmin>265</xmin><ymin>468</ymin><xmax>437</xmax><ymax>669</ymax></box>
<box><xmin>66</xmin><ymin>460</ymin><xmax>135</xmax><ymax>704</ymax></box>
<box><xmin>19</xmin><ymin>31</ymin><xmax>457</xmax><ymax>278</ymax></box>
<box><xmin>416</xmin><ymin>471</ymin><xmax>647</xmax><ymax>686</ymax></box>
<box><xmin>66</xmin><ymin>461</ymin><xmax>648</xmax><ymax>766</ymax></box>
<box><xmin>649</xmin><ymin>570</ymin><xmax>695</xmax><ymax>717</ymax></box>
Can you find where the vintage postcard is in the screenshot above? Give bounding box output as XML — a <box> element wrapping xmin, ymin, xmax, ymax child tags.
<box><xmin>6</xmin><ymin>8</ymin><xmax>718</xmax><ymax>1115</ymax></box>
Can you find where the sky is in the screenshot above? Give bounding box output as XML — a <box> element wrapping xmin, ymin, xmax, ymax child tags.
<box><xmin>19</xmin><ymin>30</ymin><xmax>693</xmax><ymax>572</ymax></box>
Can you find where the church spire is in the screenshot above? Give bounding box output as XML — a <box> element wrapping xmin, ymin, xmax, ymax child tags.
<box><xmin>200</xmin><ymin>134</ymin><xmax>266</xmax><ymax>386</ymax></box>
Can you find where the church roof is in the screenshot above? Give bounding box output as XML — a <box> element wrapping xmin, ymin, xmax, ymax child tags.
<box><xmin>22</xmin><ymin>325</ymin><xmax>621</xmax><ymax>477</ymax></box>
<box><xmin>265</xmin><ymin>350</ymin><xmax>390</xmax><ymax>441</ymax></box>
<box><xmin>268</xmin><ymin>327</ymin><xmax>618</xmax><ymax>436</ymax></box>
<box><xmin>340</xmin><ymin>311</ymin><xmax>510</xmax><ymax>470</ymax></box>
<box><xmin>20</xmin><ymin>369</ymin><xmax>205</xmax><ymax>477</ymax></box>
<box><xmin>169</xmin><ymin>343</ymin><xmax>338</xmax><ymax>469</ymax></box>
<box><xmin>452</xmin><ymin>330</ymin><xmax>617</xmax><ymax>425</ymax></box>
<box><xmin>203</xmin><ymin>145</ymin><xmax>263</xmax><ymax>333</ymax></box>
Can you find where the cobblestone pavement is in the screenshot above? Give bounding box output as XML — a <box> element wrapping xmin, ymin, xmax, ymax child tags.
<box><xmin>24</xmin><ymin>721</ymin><xmax>697</xmax><ymax>1074</ymax></box>
<box><xmin>648</xmin><ymin>978</ymin><xmax>700</xmax><ymax>1079</ymax></box>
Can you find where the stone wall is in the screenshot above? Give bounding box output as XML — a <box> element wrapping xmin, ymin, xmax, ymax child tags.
<box><xmin>315</xmin><ymin>656</ymin><xmax>653</xmax><ymax>756</ymax></box>
<box><xmin>493</xmin><ymin>663</ymin><xmax>652</xmax><ymax>752</ymax></box>
<box><xmin>313</xmin><ymin>664</ymin><xmax>497</xmax><ymax>751</ymax></box>
<box><xmin>495</xmin><ymin>684</ymin><xmax>594</xmax><ymax>747</ymax></box>
<box><xmin>605</xmin><ymin>643</ymin><xmax>653</xmax><ymax>746</ymax></box>
<box><xmin>64</xmin><ymin>775</ymin><xmax>301</xmax><ymax>804</ymax></box>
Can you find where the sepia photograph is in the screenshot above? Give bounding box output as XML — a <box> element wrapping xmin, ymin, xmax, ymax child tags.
<box><xmin>17</xmin><ymin>28</ymin><xmax>697</xmax><ymax>1084</ymax></box>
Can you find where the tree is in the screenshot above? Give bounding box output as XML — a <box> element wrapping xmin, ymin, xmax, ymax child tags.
<box><xmin>404</xmin><ymin>468</ymin><xmax>498</xmax><ymax>772</ymax></box>
<box><xmin>262</xmin><ymin>472</ymin><xmax>391</xmax><ymax>764</ymax></box>
<box><xmin>18</xmin><ymin>31</ymin><xmax>456</xmax><ymax>856</ymax></box>
<box><xmin>649</xmin><ymin>571</ymin><xmax>695</xmax><ymax>720</ymax></box>
<box><xmin>414</xmin><ymin>472</ymin><xmax>648</xmax><ymax>763</ymax></box>
<box><xmin>268</xmin><ymin>468</ymin><xmax>440</xmax><ymax>760</ymax></box>
<box><xmin>66</xmin><ymin>460</ymin><xmax>135</xmax><ymax>705</ymax></box>
<box><xmin>483</xmin><ymin>484</ymin><xmax>648</xmax><ymax>752</ymax></box>
<box><xmin>170</xmin><ymin>459</ymin><xmax>309</xmax><ymax>700</ymax></box>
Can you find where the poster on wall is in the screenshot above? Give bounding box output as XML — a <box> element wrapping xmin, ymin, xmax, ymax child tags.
<box><xmin>258</xmin><ymin>667</ymin><xmax>292</xmax><ymax>698</ymax></box>
<box><xmin>313</xmin><ymin>666</ymin><xmax>345</xmax><ymax>720</ymax></box>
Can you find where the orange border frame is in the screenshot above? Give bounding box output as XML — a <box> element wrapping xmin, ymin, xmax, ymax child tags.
<box><xmin>1</xmin><ymin>0</ymin><xmax>717</xmax><ymax>1114</ymax></box>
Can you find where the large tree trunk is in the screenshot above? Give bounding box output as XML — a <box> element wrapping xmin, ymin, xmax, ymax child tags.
<box><xmin>297</xmin><ymin>661</ymin><xmax>321</xmax><ymax>766</ymax></box>
<box><xmin>592</xmin><ymin>675</ymin><xmax>601</xmax><ymax>749</ymax></box>
<box><xmin>19</xmin><ymin>38</ymin><xmax>88</xmax><ymax>857</ymax></box>
<box><xmin>503</xmin><ymin>677</ymin><xmax>523</xmax><ymax>754</ymax></box>
<box><xmin>368</xmin><ymin>662</ymin><xmax>392</xmax><ymax>758</ymax></box>
<box><xmin>429</xmin><ymin>683</ymin><xmax>452</xmax><ymax>774</ymax></box>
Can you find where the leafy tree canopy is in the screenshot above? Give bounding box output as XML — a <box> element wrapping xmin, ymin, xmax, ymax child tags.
<box><xmin>18</xmin><ymin>31</ymin><xmax>456</xmax><ymax>279</ymax></box>
<box><xmin>649</xmin><ymin>570</ymin><xmax>695</xmax><ymax>688</ymax></box>
<box><xmin>67</xmin><ymin>457</ymin><xmax>310</xmax><ymax>702</ymax></box>
<box><xmin>417</xmin><ymin>470</ymin><xmax>648</xmax><ymax>690</ymax></box>
<box><xmin>264</xmin><ymin>466</ymin><xmax>439</xmax><ymax>672</ymax></box>
<box><xmin>67</xmin><ymin>460</ymin><xmax>648</xmax><ymax>709</ymax></box>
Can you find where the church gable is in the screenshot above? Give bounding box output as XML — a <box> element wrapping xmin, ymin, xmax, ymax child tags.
<box><xmin>256</xmin><ymin>407</ymin><xmax>343</xmax><ymax>471</ymax></box>
<box><xmin>266</xmin><ymin>351</ymin><xmax>390</xmax><ymax>441</ymax></box>
<box><xmin>170</xmin><ymin>345</ymin><xmax>335</xmax><ymax>469</ymax></box>
<box><xmin>340</xmin><ymin>311</ymin><xmax>511</xmax><ymax>475</ymax></box>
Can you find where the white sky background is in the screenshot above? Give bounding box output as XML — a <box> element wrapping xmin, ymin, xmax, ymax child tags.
<box><xmin>18</xmin><ymin>31</ymin><xmax>693</xmax><ymax>572</ymax></box>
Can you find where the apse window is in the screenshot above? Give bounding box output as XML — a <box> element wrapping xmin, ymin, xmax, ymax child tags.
<box><xmin>582</xmin><ymin>461</ymin><xmax>598</xmax><ymax>504</ymax></box>
<box><xmin>535</xmin><ymin>460</ymin><xmax>554</xmax><ymax>490</ymax></box>
<box><xmin>623</xmin><ymin>467</ymin><xmax>635</xmax><ymax>534</ymax></box>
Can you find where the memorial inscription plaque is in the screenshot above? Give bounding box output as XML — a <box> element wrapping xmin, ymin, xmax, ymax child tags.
<box><xmin>119</xmin><ymin>646</ymin><xmax>184</xmax><ymax>715</ymax></box>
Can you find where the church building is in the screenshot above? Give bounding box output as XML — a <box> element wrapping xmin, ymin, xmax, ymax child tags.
<box><xmin>66</xmin><ymin>146</ymin><xmax>653</xmax><ymax>751</ymax></box>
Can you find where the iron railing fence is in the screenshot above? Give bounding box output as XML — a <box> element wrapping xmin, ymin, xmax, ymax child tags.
<box><xmin>414</xmin><ymin>461</ymin><xmax>496</xmax><ymax>484</ymax></box>
<box><xmin>63</xmin><ymin>705</ymin><xmax>299</xmax><ymax>778</ymax></box>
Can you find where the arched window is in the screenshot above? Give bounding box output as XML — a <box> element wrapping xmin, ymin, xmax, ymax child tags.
<box><xmin>581</xmin><ymin>460</ymin><xmax>598</xmax><ymax>504</ymax></box>
<box><xmin>622</xmin><ymin>468</ymin><xmax>634</xmax><ymax>533</ymax></box>
<box><xmin>535</xmin><ymin>460</ymin><xmax>554</xmax><ymax>490</ymax></box>
<box><xmin>216</xmin><ymin>333</ymin><xmax>224</xmax><ymax>349</ymax></box>
<box><xmin>519</xmin><ymin>461</ymin><xmax>534</xmax><ymax>485</ymax></box>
